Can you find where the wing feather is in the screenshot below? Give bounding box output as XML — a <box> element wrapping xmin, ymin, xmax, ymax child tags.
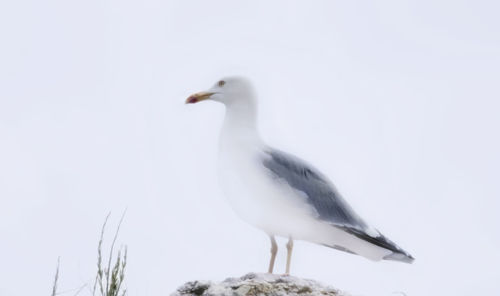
<box><xmin>261</xmin><ymin>148</ymin><xmax>368</xmax><ymax>230</ymax></box>
<box><xmin>261</xmin><ymin>148</ymin><xmax>414</xmax><ymax>262</ymax></box>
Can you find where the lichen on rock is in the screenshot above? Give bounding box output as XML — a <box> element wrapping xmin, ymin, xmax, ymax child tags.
<box><xmin>171</xmin><ymin>273</ymin><xmax>345</xmax><ymax>296</ymax></box>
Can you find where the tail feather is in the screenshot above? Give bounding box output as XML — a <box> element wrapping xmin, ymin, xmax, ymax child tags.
<box><xmin>335</xmin><ymin>225</ymin><xmax>415</xmax><ymax>264</ymax></box>
<box><xmin>384</xmin><ymin>251</ymin><xmax>415</xmax><ymax>264</ymax></box>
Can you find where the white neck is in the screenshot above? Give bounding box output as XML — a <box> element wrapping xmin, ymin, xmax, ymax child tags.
<box><xmin>220</xmin><ymin>99</ymin><xmax>262</xmax><ymax>148</ymax></box>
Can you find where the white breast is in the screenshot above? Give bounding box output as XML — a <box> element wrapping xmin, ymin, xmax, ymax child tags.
<box><xmin>217</xmin><ymin>126</ymin><xmax>267</xmax><ymax>227</ymax></box>
<box><xmin>217</xmin><ymin>125</ymin><xmax>321</xmax><ymax>237</ymax></box>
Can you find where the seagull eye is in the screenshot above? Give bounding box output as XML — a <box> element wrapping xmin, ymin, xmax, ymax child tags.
<box><xmin>218</xmin><ymin>80</ymin><xmax>226</xmax><ymax>87</ymax></box>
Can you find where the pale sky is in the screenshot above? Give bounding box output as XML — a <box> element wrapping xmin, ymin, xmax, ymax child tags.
<box><xmin>1</xmin><ymin>1</ymin><xmax>499</xmax><ymax>295</ymax></box>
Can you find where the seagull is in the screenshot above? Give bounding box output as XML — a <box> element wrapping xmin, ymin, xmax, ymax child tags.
<box><xmin>185</xmin><ymin>77</ymin><xmax>414</xmax><ymax>274</ymax></box>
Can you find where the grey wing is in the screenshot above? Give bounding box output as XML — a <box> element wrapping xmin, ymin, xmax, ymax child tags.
<box><xmin>261</xmin><ymin>148</ymin><xmax>414</xmax><ymax>261</ymax></box>
<box><xmin>261</xmin><ymin>148</ymin><xmax>369</xmax><ymax>230</ymax></box>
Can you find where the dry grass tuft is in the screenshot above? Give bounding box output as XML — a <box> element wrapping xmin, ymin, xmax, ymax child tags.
<box><xmin>50</xmin><ymin>211</ymin><xmax>128</xmax><ymax>296</ymax></box>
<box><xmin>93</xmin><ymin>211</ymin><xmax>128</xmax><ymax>296</ymax></box>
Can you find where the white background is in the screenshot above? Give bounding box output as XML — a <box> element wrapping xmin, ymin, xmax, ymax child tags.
<box><xmin>1</xmin><ymin>1</ymin><xmax>499</xmax><ymax>295</ymax></box>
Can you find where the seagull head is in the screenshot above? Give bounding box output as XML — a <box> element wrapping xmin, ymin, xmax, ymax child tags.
<box><xmin>185</xmin><ymin>76</ymin><xmax>256</xmax><ymax>107</ymax></box>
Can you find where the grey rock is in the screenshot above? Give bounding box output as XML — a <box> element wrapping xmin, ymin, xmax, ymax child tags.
<box><xmin>171</xmin><ymin>273</ymin><xmax>346</xmax><ymax>296</ymax></box>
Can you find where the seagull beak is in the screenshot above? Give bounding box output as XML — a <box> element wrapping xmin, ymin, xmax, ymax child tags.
<box><xmin>185</xmin><ymin>92</ymin><xmax>214</xmax><ymax>104</ymax></box>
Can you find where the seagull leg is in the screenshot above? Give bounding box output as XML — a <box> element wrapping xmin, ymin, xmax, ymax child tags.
<box><xmin>285</xmin><ymin>237</ymin><xmax>294</xmax><ymax>275</ymax></box>
<box><xmin>268</xmin><ymin>235</ymin><xmax>278</xmax><ymax>274</ymax></box>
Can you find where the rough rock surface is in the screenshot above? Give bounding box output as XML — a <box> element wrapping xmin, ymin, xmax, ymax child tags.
<box><xmin>171</xmin><ymin>273</ymin><xmax>346</xmax><ymax>296</ymax></box>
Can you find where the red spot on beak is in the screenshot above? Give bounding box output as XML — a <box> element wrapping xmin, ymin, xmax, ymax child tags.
<box><xmin>186</xmin><ymin>96</ymin><xmax>198</xmax><ymax>104</ymax></box>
